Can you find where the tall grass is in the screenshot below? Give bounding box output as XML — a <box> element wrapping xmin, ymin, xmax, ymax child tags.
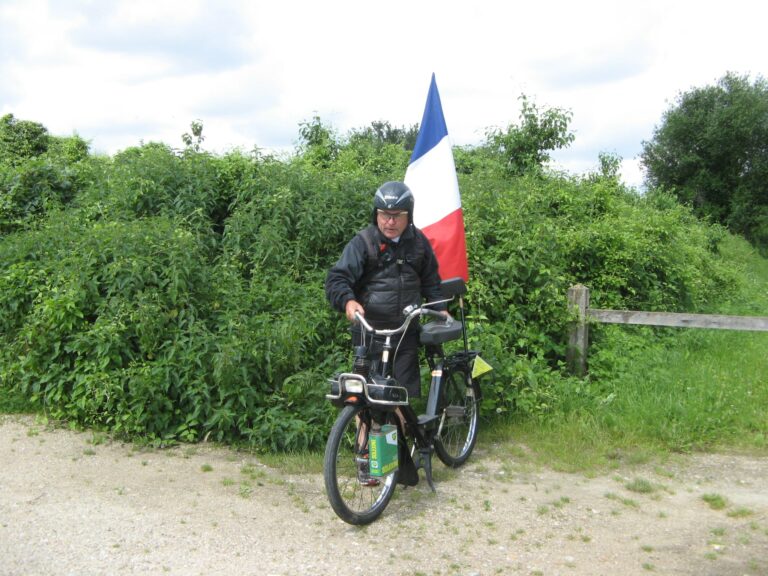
<box><xmin>599</xmin><ymin>328</ymin><xmax>768</xmax><ymax>451</ymax></box>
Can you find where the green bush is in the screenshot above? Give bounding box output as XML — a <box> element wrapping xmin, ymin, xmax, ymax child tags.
<box><xmin>457</xmin><ymin>169</ymin><xmax>739</xmax><ymax>418</ymax></box>
<box><xmin>0</xmin><ymin>115</ymin><xmax>751</xmax><ymax>451</ymax></box>
<box><xmin>0</xmin><ymin>158</ymin><xmax>82</xmax><ymax>235</ymax></box>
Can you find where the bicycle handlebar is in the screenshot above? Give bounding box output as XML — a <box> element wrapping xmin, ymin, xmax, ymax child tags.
<box><xmin>353</xmin><ymin>297</ymin><xmax>454</xmax><ymax>337</ymax></box>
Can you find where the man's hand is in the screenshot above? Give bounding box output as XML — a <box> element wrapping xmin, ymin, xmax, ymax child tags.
<box><xmin>345</xmin><ymin>299</ymin><xmax>365</xmax><ymax>323</ymax></box>
<box><xmin>437</xmin><ymin>310</ymin><xmax>453</xmax><ymax>322</ymax></box>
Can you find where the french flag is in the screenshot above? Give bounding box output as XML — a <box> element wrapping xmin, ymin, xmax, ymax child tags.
<box><xmin>404</xmin><ymin>74</ymin><xmax>469</xmax><ymax>282</ymax></box>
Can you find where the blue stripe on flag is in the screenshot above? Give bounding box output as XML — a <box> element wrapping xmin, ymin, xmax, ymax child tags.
<box><xmin>409</xmin><ymin>73</ymin><xmax>448</xmax><ymax>164</ymax></box>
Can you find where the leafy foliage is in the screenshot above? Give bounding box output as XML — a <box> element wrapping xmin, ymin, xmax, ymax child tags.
<box><xmin>347</xmin><ymin>120</ymin><xmax>420</xmax><ymax>152</ymax></box>
<box><xmin>641</xmin><ymin>73</ymin><xmax>768</xmax><ymax>250</ymax></box>
<box><xmin>0</xmin><ymin>108</ymin><xmax>752</xmax><ymax>452</ymax></box>
<box><xmin>1</xmin><ymin>159</ymin><xmax>80</xmax><ymax>235</ymax></box>
<box><xmin>0</xmin><ymin>114</ymin><xmax>50</xmax><ymax>165</ymax></box>
<box><xmin>0</xmin><ymin>114</ymin><xmax>91</xmax><ymax>236</ymax></box>
<box><xmin>459</xmin><ymin>167</ymin><xmax>737</xmax><ymax>418</ymax></box>
<box><xmin>484</xmin><ymin>95</ymin><xmax>575</xmax><ymax>176</ymax></box>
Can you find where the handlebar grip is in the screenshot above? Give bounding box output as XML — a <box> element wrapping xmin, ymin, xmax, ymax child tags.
<box><xmin>354</xmin><ymin>311</ymin><xmax>374</xmax><ymax>332</ymax></box>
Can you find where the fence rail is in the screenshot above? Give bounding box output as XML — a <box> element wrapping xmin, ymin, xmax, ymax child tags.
<box><xmin>566</xmin><ymin>284</ymin><xmax>768</xmax><ymax>376</ymax></box>
<box><xmin>589</xmin><ymin>309</ymin><xmax>768</xmax><ymax>331</ymax></box>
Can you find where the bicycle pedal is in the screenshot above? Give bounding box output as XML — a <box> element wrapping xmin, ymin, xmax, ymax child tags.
<box><xmin>444</xmin><ymin>406</ymin><xmax>465</xmax><ymax>418</ymax></box>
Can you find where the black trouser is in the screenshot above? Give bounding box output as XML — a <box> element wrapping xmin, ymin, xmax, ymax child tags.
<box><xmin>351</xmin><ymin>328</ymin><xmax>421</xmax><ymax>398</ymax></box>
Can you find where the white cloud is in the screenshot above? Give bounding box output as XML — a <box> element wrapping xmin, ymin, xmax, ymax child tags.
<box><xmin>1</xmin><ymin>0</ymin><xmax>766</xmax><ymax>189</ymax></box>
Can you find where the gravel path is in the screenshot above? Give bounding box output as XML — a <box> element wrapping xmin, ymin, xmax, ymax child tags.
<box><xmin>2</xmin><ymin>414</ymin><xmax>767</xmax><ymax>576</ymax></box>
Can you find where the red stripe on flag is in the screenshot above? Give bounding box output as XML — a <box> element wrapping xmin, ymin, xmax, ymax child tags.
<box><xmin>421</xmin><ymin>207</ymin><xmax>468</xmax><ymax>281</ymax></box>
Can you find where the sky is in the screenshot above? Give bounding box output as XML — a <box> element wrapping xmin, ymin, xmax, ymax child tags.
<box><xmin>1</xmin><ymin>0</ymin><xmax>765</xmax><ymax>189</ymax></box>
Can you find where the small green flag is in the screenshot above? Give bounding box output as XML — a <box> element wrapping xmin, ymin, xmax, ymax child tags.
<box><xmin>471</xmin><ymin>355</ymin><xmax>493</xmax><ymax>379</ymax></box>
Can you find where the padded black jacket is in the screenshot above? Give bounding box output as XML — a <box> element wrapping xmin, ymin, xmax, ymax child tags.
<box><xmin>325</xmin><ymin>224</ymin><xmax>444</xmax><ymax>329</ymax></box>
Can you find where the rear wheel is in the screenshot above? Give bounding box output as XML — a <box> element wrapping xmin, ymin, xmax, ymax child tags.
<box><xmin>323</xmin><ymin>405</ymin><xmax>398</xmax><ymax>525</ymax></box>
<box><xmin>434</xmin><ymin>365</ymin><xmax>479</xmax><ymax>467</ymax></box>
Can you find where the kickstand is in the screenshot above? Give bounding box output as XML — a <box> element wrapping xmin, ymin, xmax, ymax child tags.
<box><xmin>417</xmin><ymin>447</ymin><xmax>437</xmax><ymax>493</ymax></box>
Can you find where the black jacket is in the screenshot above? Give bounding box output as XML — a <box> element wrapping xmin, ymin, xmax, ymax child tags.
<box><xmin>325</xmin><ymin>224</ymin><xmax>444</xmax><ymax>329</ymax></box>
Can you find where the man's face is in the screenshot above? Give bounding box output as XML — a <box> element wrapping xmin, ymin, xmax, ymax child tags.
<box><xmin>376</xmin><ymin>209</ymin><xmax>409</xmax><ymax>240</ymax></box>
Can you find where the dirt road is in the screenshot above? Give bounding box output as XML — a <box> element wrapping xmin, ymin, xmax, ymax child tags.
<box><xmin>1</xmin><ymin>414</ymin><xmax>767</xmax><ymax>576</ymax></box>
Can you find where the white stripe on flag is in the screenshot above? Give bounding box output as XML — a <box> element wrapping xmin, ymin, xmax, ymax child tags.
<box><xmin>406</xmin><ymin>135</ymin><xmax>461</xmax><ymax>229</ymax></box>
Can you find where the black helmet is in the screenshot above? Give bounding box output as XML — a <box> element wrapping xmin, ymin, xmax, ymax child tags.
<box><xmin>371</xmin><ymin>181</ymin><xmax>414</xmax><ymax>224</ymax></box>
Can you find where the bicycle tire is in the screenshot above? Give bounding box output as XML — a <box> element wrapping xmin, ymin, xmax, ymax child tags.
<box><xmin>434</xmin><ymin>364</ymin><xmax>480</xmax><ymax>467</ymax></box>
<box><xmin>323</xmin><ymin>404</ymin><xmax>398</xmax><ymax>525</ymax></box>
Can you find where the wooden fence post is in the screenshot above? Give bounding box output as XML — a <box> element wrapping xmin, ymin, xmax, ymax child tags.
<box><xmin>567</xmin><ymin>284</ymin><xmax>590</xmax><ymax>376</ymax></box>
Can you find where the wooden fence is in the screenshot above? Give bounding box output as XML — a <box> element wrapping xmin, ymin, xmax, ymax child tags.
<box><xmin>566</xmin><ymin>284</ymin><xmax>768</xmax><ymax>376</ymax></box>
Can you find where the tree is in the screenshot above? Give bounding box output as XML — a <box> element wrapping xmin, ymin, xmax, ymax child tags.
<box><xmin>48</xmin><ymin>134</ymin><xmax>90</xmax><ymax>163</ymax></box>
<box><xmin>0</xmin><ymin>114</ymin><xmax>50</xmax><ymax>165</ymax></box>
<box><xmin>348</xmin><ymin>120</ymin><xmax>420</xmax><ymax>151</ymax></box>
<box><xmin>181</xmin><ymin>119</ymin><xmax>205</xmax><ymax>152</ymax></box>
<box><xmin>484</xmin><ymin>94</ymin><xmax>575</xmax><ymax>176</ymax></box>
<box><xmin>297</xmin><ymin>116</ymin><xmax>339</xmax><ymax>168</ymax></box>
<box><xmin>641</xmin><ymin>73</ymin><xmax>768</xmax><ymax>248</ymax></box>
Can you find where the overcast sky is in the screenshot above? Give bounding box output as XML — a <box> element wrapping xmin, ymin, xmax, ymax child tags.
<box><xmin>1</xmin><ymin>0</ymin><xmax>765</xmax><ymax>188</ymax></box>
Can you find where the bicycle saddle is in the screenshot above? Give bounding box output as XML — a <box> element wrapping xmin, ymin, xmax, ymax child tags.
<box><xmin>420</xmin><ymin>320</ymin><xmax>463</xmax><ymax>345</ymax></box>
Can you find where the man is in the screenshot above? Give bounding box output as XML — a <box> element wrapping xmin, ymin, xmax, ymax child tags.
<box><xmin>325</xmin><ymin>181</ymin><xmax>446</xmax><ymax>400</ymax></box>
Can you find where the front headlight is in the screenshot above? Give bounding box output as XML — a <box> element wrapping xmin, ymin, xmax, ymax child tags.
<box><xmin>344</xmin><ymin>381</ymin><xmax>364</xmax><ymax>394</ymax></box>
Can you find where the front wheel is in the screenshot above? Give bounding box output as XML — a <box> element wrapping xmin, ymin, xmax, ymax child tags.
<box><xmin>434</xmin><ymin>365</ymin><xmax>480</xmax><ymax>467</ymax></box>
<box><xmin>323</xmin><ymin>405</ymin><xmax>398</xmax><ymax>525</ymax></box>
